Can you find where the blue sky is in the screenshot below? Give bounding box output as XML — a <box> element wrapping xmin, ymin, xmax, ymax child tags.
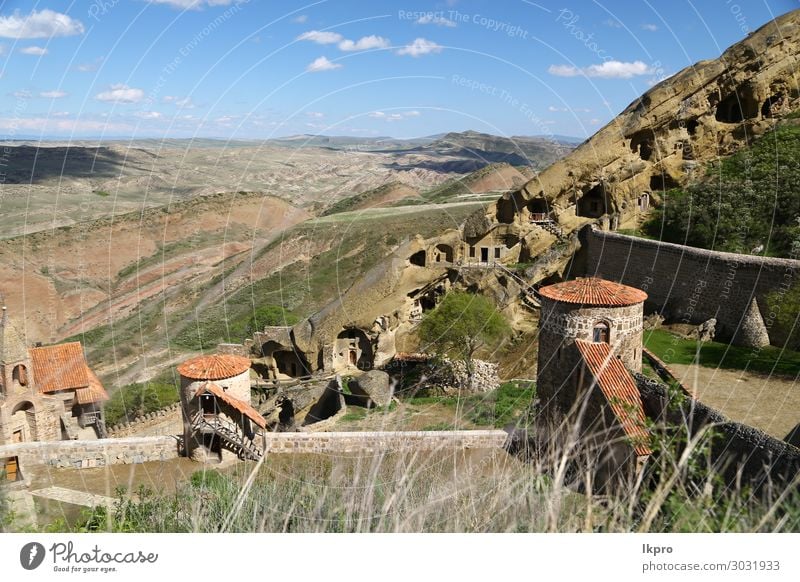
<box><xmin>0</xmin><ymin>0</ymin><xmax>796</xmax><ymax>140</ymax></box>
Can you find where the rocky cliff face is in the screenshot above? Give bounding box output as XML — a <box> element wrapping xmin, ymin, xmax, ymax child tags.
<box><xmin>476</xmin><ymin>10</ymin><xmax>800</xmax><ymax>255</ymax></box>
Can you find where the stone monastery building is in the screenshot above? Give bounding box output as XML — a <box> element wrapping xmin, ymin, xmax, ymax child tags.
<box><xmin>0</xmin><ymin>305</ymin><xmax>109</xmax><ymax>448</ymax></box>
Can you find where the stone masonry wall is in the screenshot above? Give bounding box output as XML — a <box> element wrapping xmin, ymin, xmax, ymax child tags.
<box><xmin>0</xmin><ymin>436</ymin><xmax>179</xmax><ymax>475</ymax></box>
<box><xmin>260</xmin><ymin>430</ymin><xmax>509</xmax><ymax>454</ymax></box>
<box><xmin>584</xmin><ymin>227</ymin><xmax>799</xmax><ymax>345</ymax></box>
<box><xmin>0</xmin><ymin>431</ymin><xmax>507</xmax><ymax>477</ymax></box>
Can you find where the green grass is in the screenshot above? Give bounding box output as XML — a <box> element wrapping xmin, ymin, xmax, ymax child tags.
<box><xmin>616</xmin><ymin>228</ymin><xmax>657</xmax><ymax>240</ymax></box>
<box><xmin>103</xmin><ymin>368</ymin><xmax>181</xmax><ymax>427</ymax></box>
<box><xmin>340</xmin><ymin>408</ymin><xmax>369</xmax><ymax>422</ymax></box>
<box><xmin>94</xmin><ymin>190</ymin><xmax>111</xmax><ymax>197</ymax></box>
<box><xmin>643</xmin><ymin>328</ymin><xmax>800</xmax><ymax>377</ymax></box>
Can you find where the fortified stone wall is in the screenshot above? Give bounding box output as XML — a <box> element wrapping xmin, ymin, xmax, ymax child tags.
<box><xmin>584</xmin><ymin>228</ymin><xmax>799</xmax><ymax>346</ymax></box>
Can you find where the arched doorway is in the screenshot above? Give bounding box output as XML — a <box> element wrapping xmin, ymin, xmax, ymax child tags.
<box><xmin>434</xmin><ymin>244</ymin><xmax>454</xmax><ymax>263</ymax></box>
<box><xmin>336</xmin><ymin>329</ymin><xmax>373</xmax><ymax>370</ymax></box>
<box><xmin>10</xmin><ymin>401</ymin><xmax>36</xmax><ymax>442</ymax></box>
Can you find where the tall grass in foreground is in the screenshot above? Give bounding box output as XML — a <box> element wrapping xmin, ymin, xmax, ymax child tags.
<box><xmin>65</xmin><ymin>425</ymin><xmax>799</xmax><ymax>533</ymax></box>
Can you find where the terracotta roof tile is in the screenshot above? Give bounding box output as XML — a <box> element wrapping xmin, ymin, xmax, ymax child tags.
<box><xmin>76</xmin><ymin>367</ymin><xmax>110</xmax><ymax>404</ymax></box>
<box><xmin>195</xmin><ymin>382</ymin><xmax>266</xmax><ymax>429</ymax></box>
<box><xmin>575</xmin><ymin>339</ymin><xmax>652</xmax><ymax>456</ymax></box>
<box><xmin>177</xmin><ymin>354</ymin><xmax>251</xmax><ymax>381</ymax></box>
<box><xmin>539</xmin><ymin>277</ymin><xmax>647</xmax><ymax>307</ymax></box>
<box><xmin>29</xmin><ymin>342</ymin><xmax>90</xmax><ymax>393</ymax></box>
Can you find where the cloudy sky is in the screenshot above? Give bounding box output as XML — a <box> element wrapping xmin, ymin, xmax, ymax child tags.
<box><xmin>0</xmin><ymin>0</ymin><xmax>795</xmax><ymax>140</ymax></box>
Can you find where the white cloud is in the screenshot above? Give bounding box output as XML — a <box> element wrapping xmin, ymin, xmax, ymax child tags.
<box><xmin>0</xmin><ymin>9</ymin><xmax>84</xmax><ymax>39</ymax></box>
<box><xmin>603</xmin><ymin>19</ymin><xmax>622</xmax><ymax>28</ymax></box>
<box><xmin>11</xmin><ymin>90</ymin><xmax>32</xmax><ymax>99</ymax></box>
<box><xmin>95</xmin><ymin>83</ymin><xmax>144</xmax><ymax>103</ymax></box>
<box><xmin>549</xmin><ymin>105</ymin><xmax>590</xmax><ymax>113</ymax></box>
<box><xmin>297</xmin><ymin>30</ymin><xmax>343</xmax><ymax>44</ymax></box>
<box><xmin>416</xmin><ymin>15</ymin><xmax>456</xmax><ymax>27</ymax></box>
<box><xmin>396</xmin><ymin>38</ymin><xmax>442</xmax><ymax>57</ymax></box>
<box><xmin>134</xmin><ymin>111</ymin><xmax>162</xmax><ymax>119</ymax></box>
<box><xmin>77</xmin><ymin>58</ymin><xmax>103</xmax><ymax>72</ymax></box>
<box><xmin>641</xmin><ymin>23</ymin><xmax>658</xmax><ymax>32</ymax></box>
<box><xmin>548</xmin><ymin>60</ymin><xmax>654</xmax><ymax>79</ymax></box>
<box><xmin>20</xmin><ymin>46</ymin><xmax>48</xmax><ymax>56</ymax></box>
<box><xmin>306</xmin><ymin>111</ymin><xmax>324</xmax><ymax>118</ymax></box>
<box><xmin>146</xmin><ymin>0</ymin><xmax>243</xmax><ymax>9</ymax></box>
<box><xmin>306</xmin><ymin>56</ymin><xmax>341</xmax><ymax>72</ymax></box>
<box><xmin>369</xmin><ymin>110</ymin><xmax>421</xmax><ymax>121</ymax></box>
<box><xmin>40</xmin><ymin>90</ymin><xmax>67</xmax><ymax>98</ymax></box>
<box><xmin>338</xmin><ymin>35</ymin><xmax>390</xmax><ymax>51</ymax></box>
<box><xmin>164</xmin><ymin>95</ymin><xmax>195</xmax><ymax>108</ymax></box>
<box><xmin>292</xmin><ymin>15</ymin><xmax>308</xmax><ymax>24</ymax></box>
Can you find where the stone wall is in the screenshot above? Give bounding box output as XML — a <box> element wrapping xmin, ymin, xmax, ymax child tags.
<box><xmin>0</xmin><ymin>431</ymin><xmax>507</xmax><ymax>477</ymax></box>
<box><xmin>584</xmin><ymin>227</ymin><xmax>799</xmax><ymax>346</ymax></box>
<box><xmin>260</xmin><ymin>430</ymin><xmax>508</xmax><ymax>454</ymax></box>
<box><xmin>0</xmin><ymin>436</ymin><xmax>179</xmax><ymax>482</ymax></box>
<box><xmin>106</xmin><ymin>402</ymin><xmax>181</xmax><ymax>437</ymax></box>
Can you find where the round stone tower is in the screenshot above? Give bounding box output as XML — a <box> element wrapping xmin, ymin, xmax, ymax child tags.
<box><xmin>536</xmin><ymin>277</ymin><xmax>647</xmax><ymax>415</ymax></box>
<box><xmin>177</xmin><ymin>354</ymin><xmax>252</xmax><ymax>404</ymax></box>
<box><xmin>177</xmin><ymin>354</ymin><xmax>252</xmax><ymax>461</ymax></box>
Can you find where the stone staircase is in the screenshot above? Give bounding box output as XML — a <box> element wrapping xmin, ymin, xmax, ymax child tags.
<box><xmin>538</xmin><ymin>219</ymin><xmax>566</xmax><ymax>241</ymax></box>
<box><xmin>192</xmin><ymin>413</ymin><xmax>262</xmax><ymax>461</ymax></box>
<box><xmin>492</xmin><ymin>264</ymin><xmax>541</xmax><ymax>309</ymax></box>
<box><xmin>60</xmin><ymin>414</ymin><xmax>80</xmax><ymax>440</ymax></box>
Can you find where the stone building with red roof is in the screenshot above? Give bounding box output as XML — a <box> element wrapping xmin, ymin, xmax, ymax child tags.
<box><xmin>536</xmin><ymin>277</ymin><xmax>651</xmax><ymax>482</ymax></box>
<box><xmin>177</xmin><ymin>353</ymin><xmax>264</xmax><ymax>462</ymax></box>
<box><xmin>0</xmin><ymin>306</ymin><xmax>109</xmax><ymax>447</ymax></box>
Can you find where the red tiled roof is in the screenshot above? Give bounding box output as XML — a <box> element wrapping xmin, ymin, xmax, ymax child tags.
<box><xmin>177</xmin><ymin>354</ymin><xmax>251</xmax><ymax>380</ymax></box>
<box><xmin>195</xmin><ymin>382</ymin><xmax>266</xmax><ymax>429</ymax></box>
<box><xmin>575</xmin><ymin>339</ymin><xmax>652</xmax><ymax>456</ymax></box>
<box><xmin>76</xmin><ymin>368</ymin><xmax>110</xmax><ymax>404</ymax></box>
<box><xmin>29</xmin><ymin>342</ymin><xmax>90</xmax><ymax>393</ymax></box>
<box><xmin>539</xmin><ymin>277</ymin><xmax>647</xmax><ymax>306</ymax></box>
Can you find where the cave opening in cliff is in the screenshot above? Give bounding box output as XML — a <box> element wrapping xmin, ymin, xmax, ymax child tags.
<box><xmin>761</xmin><ymin>93</ymin><xmax>783</xmax><ymax>118</ymax></box>
<box><xmin>629</xmin><ymin>130</ymin><xmax>655</xmax><ymax>161</ymax></box>
<box><xmin>274</xmin><ymin>350</ymin><xmax>311</xmax><ymax>378</ymax></box>
<box><xmin>577</xmin><ymin>183</ymin><xmax>608</xmax><ymax>218</ymax></box>
<box><xmin>496</xmin><ymin>195</ymin><xmax>518</xmax><ymax>224</ymax></box>
<box><xmin>715</xmin><ymin>90</ymin><xmax>759</xmax><ymax>123</ymax></box>
<box><xmin>409</xmin><ymin>250</ymin><xmax>426</xmax><ymax>267</ymax></box>
<box><xmin>528</xmin><ymin>198</ymin><xmax>550</xmax><ymax>221</ymax></box>
<box><xmin>335</xmin><ymin>328</ymin><xmax>373</xmax><ymax>370</ymax></box>
<box><xmin>650</xmin><ymin>173</ymin><xmax>680</xmax><ymax>191</ymax></box>
<box><xmin>433</xmin><ymin>244</ymin><xmax>454</xmax><ymax>263</ymax></box>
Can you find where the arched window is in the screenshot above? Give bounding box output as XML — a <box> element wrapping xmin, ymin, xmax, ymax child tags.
<box><xmin>593</xmin><ymin>322</ymin><xmax>610</xmax><ymax>343</ymax></box>
<box><xmin>13</xmin><ymin>364</ymin><xmax>27</xmax><ymax>386</ymax></box>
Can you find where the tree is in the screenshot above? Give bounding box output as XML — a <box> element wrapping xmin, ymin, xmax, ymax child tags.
<box><xmin>245</xmin><ymin>305</ymin><xmax>298</xmax><ymax>336</ymax></box>
<box><xmin>418</xmin><ymin>291</ymin><xmax>509</xmax><ymax>387</ymax></box>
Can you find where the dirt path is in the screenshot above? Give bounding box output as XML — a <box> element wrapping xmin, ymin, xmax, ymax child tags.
<box><xmin>669</xmin><ymin>363</ymin><xmax>799</xmax><ymax>439</ymax></box>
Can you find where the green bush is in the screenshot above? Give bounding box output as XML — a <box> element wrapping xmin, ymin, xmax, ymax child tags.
<box><xmin>104</xmin><ymin>376</ymin><xmax>180</xmax><ymax>427</ymax></box>
<box><xmin>766</xmin><ymin>281</ymin><xmax>800</xmax><ymax>350</ymax></box>
<box><xmin>644</xmin><ymin>124</ymin><xmax>800</xmax><ymax>257</ymax></box>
